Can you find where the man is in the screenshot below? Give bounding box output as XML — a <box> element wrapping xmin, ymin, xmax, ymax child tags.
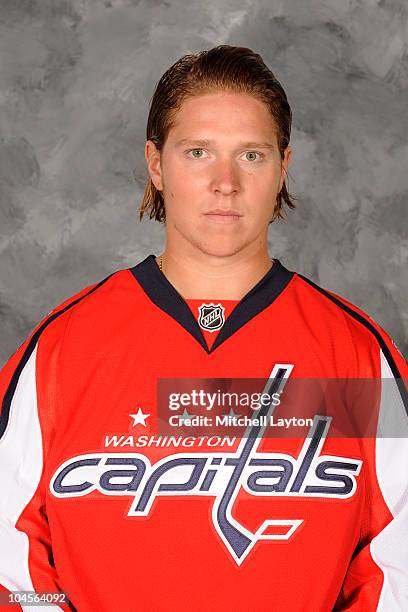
<box><xmin>0</xmin><ymin>45</ymin><xmax>407</xmax><ymax>611</ymax></box>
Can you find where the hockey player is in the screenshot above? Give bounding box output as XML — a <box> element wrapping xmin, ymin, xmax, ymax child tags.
<box><xmin>0</xmin><ymin>45</ymin><xmax>407</xmax><ymax>611</ymax></box>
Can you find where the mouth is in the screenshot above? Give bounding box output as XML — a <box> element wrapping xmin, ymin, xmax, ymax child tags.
<box><xmin>203</xmin><ymin>210</ymin><xmax>243</xmax><ymax>223</ymax></box>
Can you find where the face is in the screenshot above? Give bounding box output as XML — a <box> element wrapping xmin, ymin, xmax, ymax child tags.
<box><xmin>145</xmin><ymin>91</ymin><xmax>291</xmax><ymax>259</ymax></box>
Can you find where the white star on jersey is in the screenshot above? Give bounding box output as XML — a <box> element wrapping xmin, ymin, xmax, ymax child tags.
<box><xmin>129</xmin><ymin>408</ymin><xmax>150</xmax><ymax>427</ymax></box>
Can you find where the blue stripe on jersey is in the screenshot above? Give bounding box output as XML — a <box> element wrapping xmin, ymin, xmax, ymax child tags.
<box><xmin>297</xmin><ymin>273</ymin><xmax>408</xmax><ymax>417</ymax></box>
<box><xmin>0</xmin><ymin>274</ymin><xmax>114</xmax><ymax>440</ymax></box>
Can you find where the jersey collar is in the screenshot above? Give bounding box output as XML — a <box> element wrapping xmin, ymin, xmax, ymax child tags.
<box><xmin>129</xmin><ymin>254</ymin><xmax>294</xmax><ymax>355</ymax></box>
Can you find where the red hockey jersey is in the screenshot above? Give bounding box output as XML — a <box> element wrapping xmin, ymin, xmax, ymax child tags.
<box><xmin>0</xmin><ymin>254</ymin><xmax>407</xmax><ymax>611</ymax></box>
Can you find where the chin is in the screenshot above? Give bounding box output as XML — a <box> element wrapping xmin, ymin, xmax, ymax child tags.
<box><xmin>195</xmin><ymin>239</ymin><xmax>247</xmax><ymax>259</ymax></box>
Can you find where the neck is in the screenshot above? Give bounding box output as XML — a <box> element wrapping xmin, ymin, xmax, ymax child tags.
<box><xmin>157</xmin><ymin>249</ymin><xmax>273</xmax><ymax>300</ymax></box>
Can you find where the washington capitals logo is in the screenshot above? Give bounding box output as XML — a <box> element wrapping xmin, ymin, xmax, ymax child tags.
<box><xmin>198</xmin><ymin>302</ymin><xmax>225</xmax><ymax>332</ymax></box>
<box><xmin>50</xmin><ymin>365</ymin><xmax>363</xmax><ymax>565</ymax></box>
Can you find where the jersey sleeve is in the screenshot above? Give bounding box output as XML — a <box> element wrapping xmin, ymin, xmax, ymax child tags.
<box><xmin>334</xmin><ymin>326</ymin><xmax>408</xmax><ymax>610</ymax></box>
<box><xmin>0</xmin><ymin>281</ymin><xmax>102</xmax><ymax>612</ymax></box>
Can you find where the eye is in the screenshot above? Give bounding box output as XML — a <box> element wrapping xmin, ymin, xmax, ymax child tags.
<box><xmin>243</xmin><ymin>151</ymin><xmax>263</xmax><ymax>162</ymax></box>
<box><xmin>186</xmin><ymin>148</ymin><xmax>207</xmax><ymax>159</ymax></box>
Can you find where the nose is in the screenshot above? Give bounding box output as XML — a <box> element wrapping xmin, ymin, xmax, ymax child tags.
<box><xmin>211</xmin><ymin>158</ymin><xmax>241</xmax><ymax>195</ymax></box>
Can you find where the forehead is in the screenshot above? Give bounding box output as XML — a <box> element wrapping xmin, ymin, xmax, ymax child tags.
<box><xmin>167</xmin><ymin>91</ymin><xmax>277</xmax><ymax>141</ymax></box>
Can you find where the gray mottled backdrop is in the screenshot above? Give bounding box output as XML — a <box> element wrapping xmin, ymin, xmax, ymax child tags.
<box><xmin>0</xmin><ymin>0</ymin><xmax>407</xmax><ymax>367</ymax></box>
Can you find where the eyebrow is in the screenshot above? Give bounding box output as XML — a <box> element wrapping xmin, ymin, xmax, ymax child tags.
<box><xmin>175</xmin><ymin>138</ymin><xmax>275</xmax><ymax>150</ymax></box>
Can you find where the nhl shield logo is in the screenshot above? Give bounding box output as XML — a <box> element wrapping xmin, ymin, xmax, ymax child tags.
<box><xmin>198</xmin><ymin>302</ymin><xmax>225</xmax><ymax>332</ymax></box>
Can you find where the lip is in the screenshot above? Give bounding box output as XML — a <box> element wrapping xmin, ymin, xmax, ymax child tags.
<box><xmin>204</xmin><ymin>212</ymin><xmax>242</xmax><ymax>225</ymax></box>
<box><xmin>204</xmin><ymin>209</ymin><xmax>242</xmax><ymax>216</ymax></box>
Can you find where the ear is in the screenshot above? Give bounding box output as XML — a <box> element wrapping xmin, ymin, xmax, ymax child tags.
<box><xmin>145</xmin><ymin>140</ymin><xmax>163</xmax><ymax>191</ymax></box>
<box><xmin>278</xmin><ymin>145</ymin><xmax>292</xmax><ymax>193</ymax></box>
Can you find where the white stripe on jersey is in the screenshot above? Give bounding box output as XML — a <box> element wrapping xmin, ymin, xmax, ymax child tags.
<box><xmin>0</xmin><ymin>345</ymin><xmax>63</xmax><ymax>611</ymax></box>
<box><xmin>370</xmin><ymin>350</ymin><xmax>408</xmax><ymax>611</ymax></box>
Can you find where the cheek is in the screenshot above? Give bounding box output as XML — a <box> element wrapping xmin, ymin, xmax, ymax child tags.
<box><xmin>164</xmin><ymin>175</ymin><xmax>204</xmax><ymax>214</ymax></box>
<box><xmin>248</xmin><ymin>174</ymin><xmax>278</xmax><ymax>203</ymax></box>
<box><xmin>251</xmin><ymin>178</ymin><xmax>280</xmax><ymax>216</ymax></box>
<box><xmin>162</xmin><ymin>182</ymin><xmax>198</xmax><ymax>223</ymax></box>
<box><xmin>163</xmin><ymin>160</ymin><xmax>201</xmax><ymax>194</ymax></box>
